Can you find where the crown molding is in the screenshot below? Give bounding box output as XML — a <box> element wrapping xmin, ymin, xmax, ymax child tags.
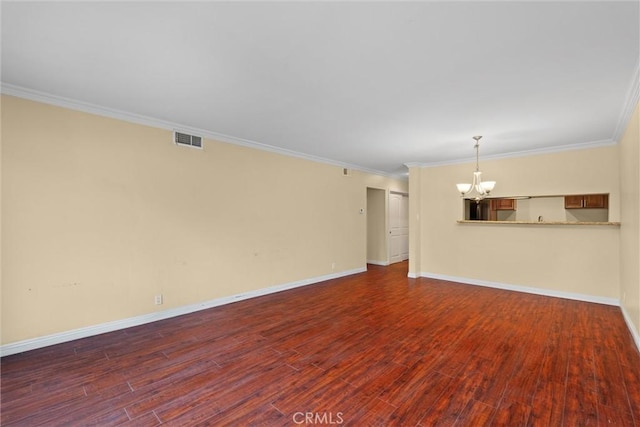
<box><xmin>404</xmin><ymin>162</ymin><xmax>423</xmax><ymax>169</ymax></box>
<box><xmin>408</xmin><ymin>138</ymin><xmax>616</xmax><ymax>169</ymax></box>
<box><xmin>406</xmin><ymin>62</ymin><xmax>639</xmax><ymax>170</ymax></box>
<box><xmin>612</xmin><ymin>61</ymin><xmax>640</xmax><ymax>143</ymax></box>
<box><xmin>1</xmin><ymin>83</ymin><xmax>403</xmax><ymax>180</ymax></box>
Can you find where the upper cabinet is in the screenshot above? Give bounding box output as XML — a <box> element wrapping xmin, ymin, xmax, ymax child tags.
<box><xmin>564</xmin><ymin>194</ymin><xmax>608</xmax><ymax>209</ymax></box>
<box><xmin>584</xmin><ymin>194</ymin><xmax>608</xmax><ymax>208</ymax></box>
<box><xmin>491</xmin><ymin>198</ymin><xmax>517</xmax><ymax>211</ymax></box>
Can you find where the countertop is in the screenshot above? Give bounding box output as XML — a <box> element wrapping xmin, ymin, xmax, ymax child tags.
<box><xmin>457</xmin><ymin>220</ymin><xmax>620</xmax><ymax>226</ymax></box>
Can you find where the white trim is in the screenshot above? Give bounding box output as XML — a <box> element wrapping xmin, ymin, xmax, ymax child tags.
<box><xmin>421</xmin><ymin>272</ymin><xmax>640</xmax><ymax>351</ymax></box>
<box><xmin>612</xmin><ymin>61</ymin><xmax>640</xmax><ymax>143</ymax></box>
<box><xmin>620</xmin><ymin>304</ymin><xmax>640</xmax><ymax>353</ymax></box>
<box><xmin>404</xmin><ymin>162</ymin><xmax>423</xmax><ymax>169</ymax></box>
<box><xmin>407</xmin><ymin>272</ymin><xmax>419</xmax><ymax>279</ymax></box>
<box><xmin>406</xmin><ymin>139</ymin><xmax>617</xmax><ymax>169</ymax></box>
<box><xmin>0</xmin><ymin>83</ymin><xmax>403</xmax><ymax>180</ymax></box>
<box><xmin>367</xmin><ymin>260</ymin><xmax>390</xmax><ymax>266</ymax></box>
<box><xmin>419</xmin><ymin>272</ymin><xmax>620</xmax><ymax>306</ymax></box>
<box><xmin>0</xmin><ymin>267</ymin><xmax>366</xmax><ymax>357</ymax></box>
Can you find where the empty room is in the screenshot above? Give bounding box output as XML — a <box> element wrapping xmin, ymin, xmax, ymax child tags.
<box><xmin>2</xmin><ymin>1</ymin><xmax>640</xmax><ymax>426</ymax></box>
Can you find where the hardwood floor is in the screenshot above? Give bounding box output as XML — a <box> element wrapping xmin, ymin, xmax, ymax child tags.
<box><xmin>2</xmin><ymin>262</ymin><xmax>639</xmax><ymax>426</ymax></box>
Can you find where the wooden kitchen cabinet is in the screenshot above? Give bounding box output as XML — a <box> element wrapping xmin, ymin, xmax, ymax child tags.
<box><xmin>564</xmin><ymin>195</ymin><xmax>584</xmax><ymax>209</ymax></box>
<box><xmin>564</xmin><ymin>194</ymin><xmax>608</xmax><ymax>209</ymax></box>
<box><xmin>491</xmin><ymin>198</ymin><xmax>517</xmax><ymax>210</ymax></box>
<box><xmin>584</xmin><ymin>194</ymin><xmax>608</xmax><ymax>208</ymax></box>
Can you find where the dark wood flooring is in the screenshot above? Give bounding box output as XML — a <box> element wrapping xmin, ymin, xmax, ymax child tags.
<box><xmin>2</xmin><ymin>262</ymin><xmax>639</xmax><ymax>426</ymax></box>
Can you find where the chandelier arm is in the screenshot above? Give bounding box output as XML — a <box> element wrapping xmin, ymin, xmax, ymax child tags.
<box><xmin>461</xmin><ymin>171</ymin><xmax>480</xmax><ymax>197</ymax></box>
<box><xmin>477</xmin><ymin>176</ymin><xmax>486</xmax><ymax>195</ymax></box>
<box><xmin>472</xmin><ymin>172</ymin><xmax>478</xmax><ymax>196</ymax></box>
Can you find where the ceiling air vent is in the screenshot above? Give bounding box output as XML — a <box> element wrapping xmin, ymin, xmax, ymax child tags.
<box><xmin>174</xmin><ymin>131</ymin><xmax>203</xmax><ymax>149</ymax></box>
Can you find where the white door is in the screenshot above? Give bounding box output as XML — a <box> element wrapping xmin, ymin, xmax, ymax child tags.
<box><xmin>389</xmin><ymin>193</ymin><xmax>409</xmax><ymax>264</ymax></box>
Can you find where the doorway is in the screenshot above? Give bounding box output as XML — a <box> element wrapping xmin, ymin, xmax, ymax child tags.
<box><xmin>366</xmin><ymin>188</ymin><xmax>387</xmax><ymax>265</ymax></box>
<box><xmin>389</xmin><ymin>192</ymin><xmax>409</xmax><ymax>264</ymax></box>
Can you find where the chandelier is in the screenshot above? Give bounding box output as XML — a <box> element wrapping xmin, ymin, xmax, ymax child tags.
<box><xmin>456</xmin><ymin>136</ymin><xmax>496</xmax><ymax>201</ymax></box>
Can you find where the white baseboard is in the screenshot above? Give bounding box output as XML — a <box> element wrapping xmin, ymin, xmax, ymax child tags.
<box><xmin>0</xmin><ymin>267</ymin><xmax>366</xmax><ymax>357</ymax></box>
<box><xmin>420</xmin><ymin>272</ymin><xmax>640</xmax><ymax>350</ymax></box>
<box><xmin>419</xmin><ymin>272</ymin><xmax>620</xmax><ymax>306</ymax></box>
<box><xmin>620</xmin><ymin>305</ymin><xmax>640</xmax><ymax>352</ymax></box>
<box><xmin>367</xmin><ymin>260</ymin><xmax>390</xmax><ymax>266</ymax></box>
<box><xmin>407</xmin><ymin>272</ymin><xmax>419</xmax><ymax>279</ymax></box>
<box><xmin>5</xmin><ymin>268</ymin><xmax>634</xmax><ymax>357</ymax></box>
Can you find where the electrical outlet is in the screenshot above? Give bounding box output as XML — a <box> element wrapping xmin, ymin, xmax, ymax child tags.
<box><xmin>154</xmin><ymin>294</ymin><xmax>163</xmax><ymax>305</ymax></box>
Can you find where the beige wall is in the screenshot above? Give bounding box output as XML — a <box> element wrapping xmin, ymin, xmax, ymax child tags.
<box><xmin>620</xmin><ymin>102</ymin><xmax>640</xmax><ymax>336</ymax></box>
<box><xmin>1</xmin><ymin>95</ymin><xmax>407</xmax><ymax>345</ymax></box>
<box><xmin>408</xmin><ymin>167</ymin><xmax>422</xmax><ymax>277</ymax></box>
<box><xmin>0</xmin><ymin>96</ymin><xmax>3</xmax><ymax>344</ymax></box>
<box><xmin>410</xmin><ymin>145</ymin><xmax>621</xmax><ymax>299</ymax></box>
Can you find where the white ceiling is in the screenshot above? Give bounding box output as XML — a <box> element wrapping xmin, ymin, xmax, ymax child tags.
<box><xmin>2</xmin><ymin>1</ymin><xmax>639</xmax><ymax>177</ymax></box>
